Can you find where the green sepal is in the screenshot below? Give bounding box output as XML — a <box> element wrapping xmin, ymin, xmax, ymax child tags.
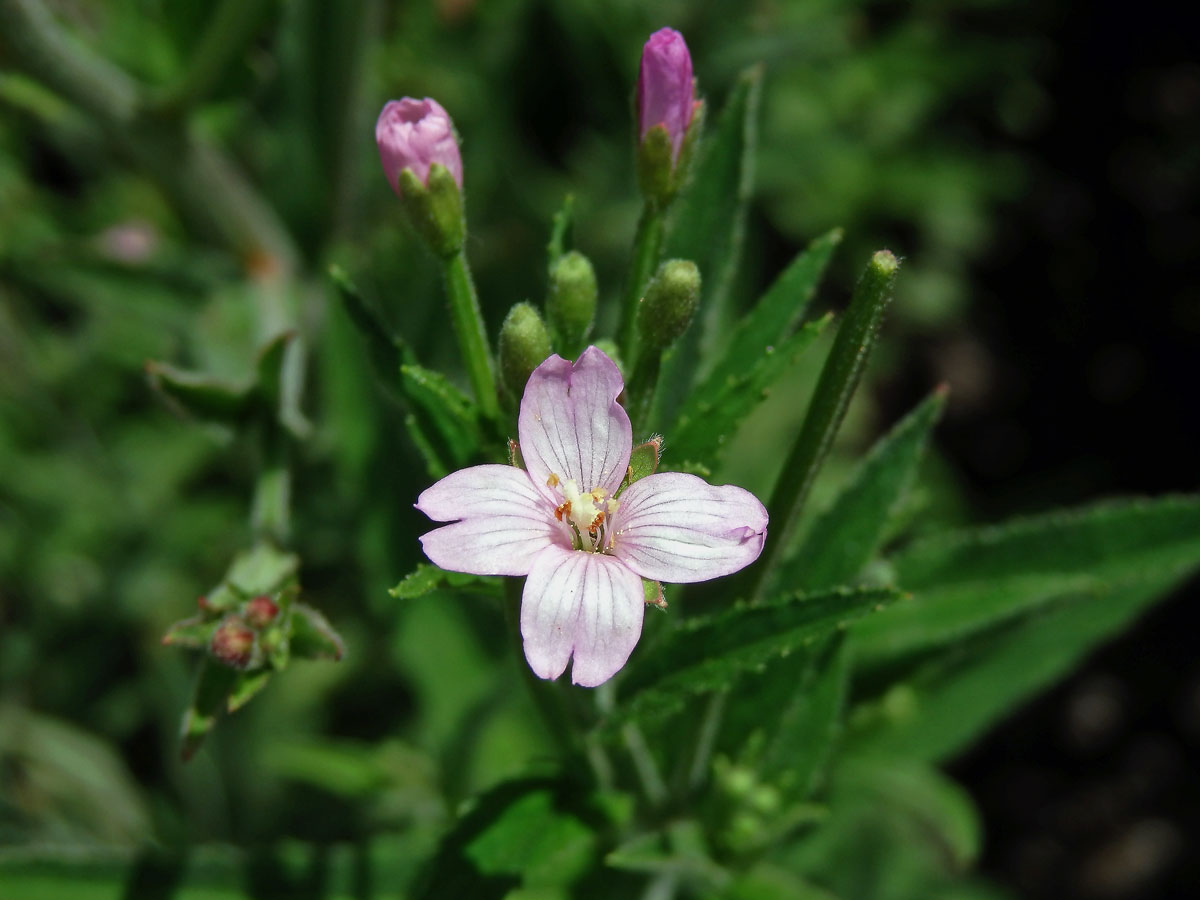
<box><xmin>643</xmin><ymin>578</ymin><xmax>666</xmax><ymax>609</ymax></box>
<box><xmin>507</xmin><ymin>438</ymin><xmax>524</xmax><ymax>469</ymax></box>
<box><xmin>145</xmin><ymin>359</ymin><xmax>254</xmax><ymax>424</ymax></box>
<box><xmin>224</xmin><ymin>542</ymin><xmax>300</xmax><ymax>597</ymax></box>
<box><xmin>627</xmin><ymin>436</ymin><xmax>663</xmax><ymax>485</ymax></box>
<box><xmin>161</xmin><ymin>614</ymin><xmax>220</xmax><ymax>649</ymax></box>
<box><xmin>636</xmin><ymin>123</ymin><xmax>675</xmax><ymax>209</ymax></box>
<box><xmin>290</xmin><ymin>603</ymin><xmax>346</xmax><ymax>661</ymax></box>
<box><xmin>398</xmin><ymin>164</ymin><xmax>464</xmax><ymax>258</ymax></box>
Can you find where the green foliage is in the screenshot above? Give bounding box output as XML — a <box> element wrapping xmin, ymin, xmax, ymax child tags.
<box><xmin>846</xmin><ymin>497</ymin><xmax>1200</xmax><ymax>762</ymax></box>
<box><xmin>390</xmin><ymin>563</ymin><xmax>503</xmax><ymax>600</ymax></box>
<box><xmin>609</xmin><ymin>587</ymin><xmax>898</xmax><ymax>733</ymax></box>
<box><xmin>670</xmin><ymin>316</ymin><xmax>830</xmax><ymax>470</ymax></box>
<box><xmin>775</xmin><ymin>387</ymin><xmax>946</xmax><ymax>593</ymax></box>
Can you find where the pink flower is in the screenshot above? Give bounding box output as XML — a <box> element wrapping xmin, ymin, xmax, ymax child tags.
<box><xmin>637</xmin><ymin>28</ymin><xmax>696</xmax><ymax>162</ymax></box>
<box><xmin>416</xmin><ymin>346</ymin><xmax>768</xmax><ymax>687</ymax></box>
<box><xmin>375</xmin><ymin>97</ymin><xmax>463</xmax><ymax>194</ymax></box>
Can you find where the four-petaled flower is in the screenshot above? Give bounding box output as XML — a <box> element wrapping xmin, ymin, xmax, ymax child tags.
<box><xmin>416</xmin><ymin>346</ymin><xmax>768</xmax><ymax>687</ymax></box>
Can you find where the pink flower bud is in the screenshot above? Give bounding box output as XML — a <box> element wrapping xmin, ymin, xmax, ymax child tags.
<box><xmin>637</xmin><ymin>28</ymin><xmax>696</xmax><ymax>162</ymax></box>
<box><xmin>244</xmin><ymin>595</ymin><xmax>279</xmax><ymax>629</ymax></box>
<box><xmin>375</xmin><ymin>97</ymin><xmax>463</xmax><ymax>195</ymax></box>
<box><xmin>210</xmin><ymin>616</ymin><xmax>257</xmax><ymax>669</ymax></box>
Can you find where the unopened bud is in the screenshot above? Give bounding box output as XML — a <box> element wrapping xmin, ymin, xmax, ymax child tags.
<box><xmin>637</xmin><ymin>259</ymin><xmax>700</xmax><ymax>350</ymax></box>
<box><xmin>636</xmin><ymin>29</ymin><xmax>702</xmax><ymax>207</ymax></box>
<box><xmin>376</xmin><ymin>98</ymin><xmax>462</xmax><ymax>192</ymax></box>
<box><xmin>244</xmin><ymin>595</ymin><xmax>279</xmax><ymax>629</ymax></box>
<box><xmin>546</xmin><ymin>251</ymin><xmax>597</xmax><ymax>357</ymax></box>
<box><xmin>498</xmin><ymin>302</ymin><xmax>552</xmax><ymax>401</ymax></box>
<box><xmin>210</xmin><ymin>616</ymin><xmax>259</xmax><ymax>670</ymax></box>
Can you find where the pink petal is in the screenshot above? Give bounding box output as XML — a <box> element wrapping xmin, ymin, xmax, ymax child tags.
<box><xmin>416</xmin><ymin>464</ymin><xmax>563</xmax><ymax>576</ymax></box>
<box><xmin>518</xmin><ymin>346</ymin><xmax>632</xmax><ymax>498</ymax></box>
<box><xmin>637</xmin><ymin>28</ymin><xmax>695</xmax><ymax>160</ymax></box>
<box><xmin>612</xmin><ymin>472</ymin><xmax>768</xmax><ymax>583</ymax></box>
<box><xmin>520</xmin><ymin>545</ymin><xmax>645</xmax><ymax>687</ymax></box>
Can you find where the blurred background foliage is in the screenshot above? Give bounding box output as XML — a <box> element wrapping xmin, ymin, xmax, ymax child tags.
<box><xmin>1</xmin><ymin>0</ymin><xmax>1197</xmax><ymax>898</ymax></box>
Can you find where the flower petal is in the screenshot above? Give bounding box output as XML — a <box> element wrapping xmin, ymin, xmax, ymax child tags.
<box><xmin>520</xmin><ymin>545</ymin><xmax>645</xmax><ymax>687</ymax></box>
<box><xmin>612</xmin><ymin>472</ymin><xmax>768</xmax><ymax>583</ymax></box>
<box><xmin>518</xmin><ymin>346</ymin><xmax>632</xmax><ymax>497</ymax></box>
<box><xmin>416</xmin><ymin>464</ymin><xmax>563</xmax><ymax>576</ymax></box>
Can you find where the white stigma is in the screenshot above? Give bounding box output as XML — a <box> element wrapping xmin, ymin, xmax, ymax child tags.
<box><xmin>550</xmin><ymin>475</ymin><xmax>619</xmax><ymax>551</ymax></box>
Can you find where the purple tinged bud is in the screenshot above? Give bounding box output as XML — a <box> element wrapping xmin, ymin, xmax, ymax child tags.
<box><xmin>375</xmin><ymin>97</ymin><xmax>463</xmax><ymax>195</ymax></box>
<box><xmin>637</xmin><ymin>28</ymin><xmax>695</xmax><ymax>161</ymax></box>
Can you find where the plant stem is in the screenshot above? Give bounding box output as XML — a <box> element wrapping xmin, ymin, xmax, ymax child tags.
<box><xmin>622</xmin><ymin>722</ymin><xmax>669</xmax><ymax>807</ymax></box>
<box><xmin>619</xmin><ymin>203</ymin><xmax>666</xmax><ymax>361</ymax></box>
<box><xmin>747</xmin><ymin>250</ymin><xmax>899</xmax><ymax>601</ymax></box>
<box><xmin>251</xmin><ymin>423</ymin><xmax>291</xmax><ymax>543</ymax></box>
<box><xmin>624</xmin><ymin>350</ymin><xmax>662</xmax><ymax>435</ymax></box>
<box><xmin>442</xmin><ymin>250</ymin><xmax>500</xmax><ymax>420</ymax></box>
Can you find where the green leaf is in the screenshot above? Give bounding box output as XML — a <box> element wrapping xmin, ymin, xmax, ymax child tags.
<box><xmin>180</xmin><ymin>659</ymin><xmax>239</xmax><ymax>761</ymax></box>
<box><xmin>666</xmin><ymin>66</ymin><xmax>763</xmax><ymax>356</ymax></box>
<box><xmin>747</xmin><ymin>251</ymin><xmax>900</xmax><ymax>599</ymax></box>
<box><xmin>759</xmin><ymin>634</ymin><xmax>850</xmax><ymax>799</ymax></box>
<box><xmin>786</xmin><ymin>760</ymin><xmax>981</xmax><ymax>900</ymax></box>
<box><xmin>654</xmin><ymin>66</ymin><xmax>763</xmax><ymax>424</ymax></box>
<box><xmin>775</xmin><ymin>387</ymin><xmax>947</xmax><ymax>594</ymax></box>
<box><xmin>848</xmin><ymin>571</ymin><xmax>1194</xmax><ymax>763</ymax></box>
<box><xmin>855</xmin><ymin>495</ymin><xmax>1200</xmax><ymax>667</ymax></box>
<box><xmin>226</xmin><ymin>670</ymin><xmax>271</xmax><ymax>713</ymax></box>
<box><xmin>696</xmin><ymin>228</ymin><xmax>841</xmax><ymax>396</ymax></box>
<box><xmin>289</xmin><ymin>602</ymin><xmax>346</xmax><ymax>660</ymax></box>
<box><xmin>223</xmin><ymin>542</ymin><xmax>299</xmax><ymax>597</ymax></box>
<box><xmin>669</xmin><ymin>315</ymin><xmax>830</xmax><ymax>470</ymax></box>
<box><xmin>413</xmin><ymin>778</ymin><xmax>621</xmax><ymax>898</ymax></box>
<box><xmin>609</xmin><ymin>587</ymin><xmax>898</xmax><ymax>733</ymax></box>
<box><xmin>723</xmin><ymin>865</ymin><xmax>840</xmax><ymax>900</ymax></box>
<box><xmin>329</xmin><ymin>263</ymin><xmax>409</xmax><ymax>400</ymax></box>
<box><xmin>145</xmin><ymin>359</ymin><xmax>253</xmax><ymax>423</ymax></box>
<box><xmin>389</xmin><ymin>563</ymin><xmax>502</xmax><ymax>600</ymax></box>
<box><xmin>400</xmin><ymin>363</ymin><xmax>484</xmax><ymax>467</ymax></box>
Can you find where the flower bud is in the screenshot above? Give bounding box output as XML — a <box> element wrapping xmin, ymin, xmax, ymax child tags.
<box><xmin>377</xmin><ymin>99</ymin><xmax>466</xmax><ymax>256</ymax></box>
<box><xmin>376</xmin><ymin>98</ymin><xmax>463</xmax><ymax>193</ymax></box>
<box><xmin>210</xmin><ymin>616</ymin><xmax>259</xmax><ymax>670</ymax></box>
<box><xmin>546</xmin><ymin>251</ymin><xmax>597</xmax><ymax>357</ymax></box>
<box><xmin>637</xmin><ymin>29</ymin><xmax>695</xmax><ymax>162</ymax></box>
<box><xmin>636</xmin><ymin>259</ymin><xmax>700</xmax><ymax>350</ymax></box>
<box><xmin>636</xmin><ymin>29</ymin><xmax>700</xmax><ymax>207</ymax></box>
<box><xmin>498</xmin><ymin>302</ymin><xmax>552</xmax><ymax>402</ymax></box>
<box><xmin>244</xmin><ymin>595</ymin><xmax>279</xmax><ymax>629</ymax></box>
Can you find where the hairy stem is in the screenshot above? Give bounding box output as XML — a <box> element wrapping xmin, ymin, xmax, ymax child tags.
<box><xmin>619</xmin><ymin>203</ymin><xmax>666</xmax><ymax>360</ymax></box>
<box><xmin>443</xmin><ymin>250</ymin><xmax>501</xmax><ymax>420</ymax></box>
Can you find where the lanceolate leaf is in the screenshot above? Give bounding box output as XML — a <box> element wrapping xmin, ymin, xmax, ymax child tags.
<box><xmin>608</xmin><ymin>587</ymin><xmax>898</xmax><ymax>733</ymax></box>
<box><xmin>413</xmin><ymin>778</ymin><xmax>625</xmax><ymax>898</ymax></box>
<box><xmin>669</xmin><ymin>315</ymin><xmax>830</xmax><ymax>470</ymax></box>
<box><xmin>655</xmin><ymin>66</ymin><xmax>763</xmax><ymax>424</ymax></box>
<box><xmin>666</xmin><ymin>65</ymin><xmax>763</xmax><ymax>356</ymax></box>
<box><xmin>846</xmin><ymin>496</ymin><xmax>1200</xmax><ymax>760</ymax></box>
<box><xmin>400</xmin><ymin>363</ymin><xmax>484</xmax><ymax>468</ymax></box>
<box><xmin>389</xmin><ymin>563</ymin><xmax>502</xmax><ymax>600</ymax></box>
<box><xmin>774</xmin><ymin>387</ymin><xmax>947</xmax><ymax>594</ymax></box>
<box><xmin>695</xmin><ymin>227</ymin><xmax>842</xmax><ymax>395</ymax></box>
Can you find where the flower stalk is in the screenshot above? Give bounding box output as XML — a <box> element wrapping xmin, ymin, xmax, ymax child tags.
<box><xmin>748</xmin><ymin>250</ymin><xmax>900</xmax><ymax>600</ymax></box>
<box><xmin>443</xmin><ymin>249</ymin><xmax>501</xmax><ymax>420</ymax></box>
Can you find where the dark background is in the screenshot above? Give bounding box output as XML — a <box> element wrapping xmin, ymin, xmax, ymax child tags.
<box><xmin>922</xmin><ymin>2</ymin><xmax>1200</xmax><ymax>897</ymax></box>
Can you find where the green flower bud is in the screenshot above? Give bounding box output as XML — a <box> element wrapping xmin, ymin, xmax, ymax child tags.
<box><xmin>498</xmin><ymin>302</ymin><xmax>552</xmax><ymax>402</ymax></box>
<box><xmin>546</xmin><ymin>251</ymin><xmax>597</xmax><ymax>357</ymax></box>
<box><xmin>397</xmin><ymin>164</ymin><xmax>465</xmax><ymax>257</ymax></box>
<box><xmin>636</xmin><ymin>259</ymin><xmax>700</xmax><ymax>350</ymax></box>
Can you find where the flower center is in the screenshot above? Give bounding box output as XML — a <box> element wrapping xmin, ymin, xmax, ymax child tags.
<box><xmin>547</xmin><ymin>474</ymin><xmax>619</xmax><ymax>552</ymax></box>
